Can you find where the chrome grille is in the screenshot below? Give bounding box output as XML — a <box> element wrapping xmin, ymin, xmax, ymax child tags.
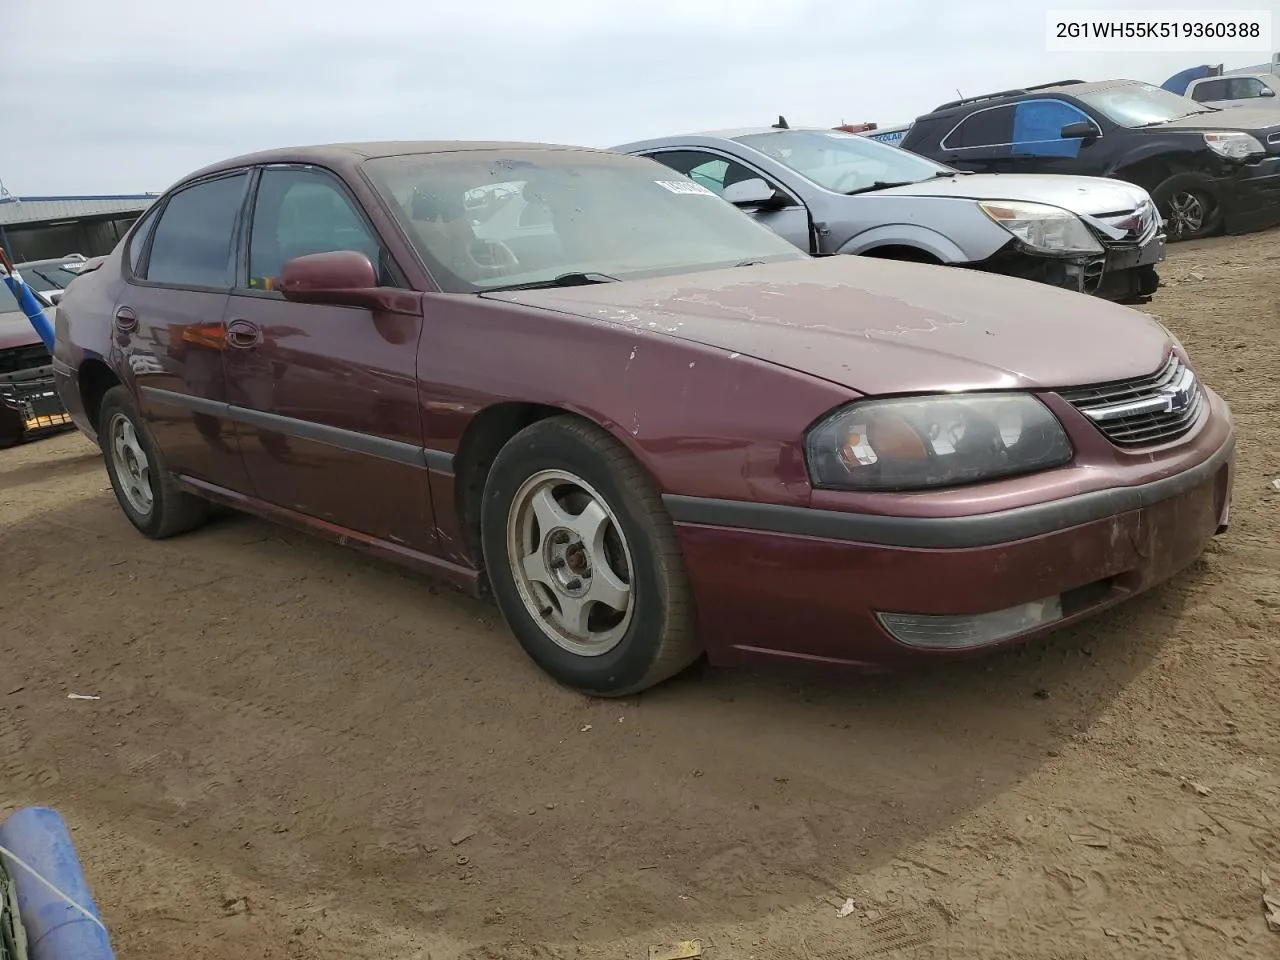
<box><xmin>1091</xmin><ymin>199</ymin><xmax>1160</xmax><ymax>244</ymax></box>
<box><xmin>0</xmin><ymin>343</ymin><xmax>52</xmax><ymax>377</ymax></box>
<box><xmin>1058</xmin><ymin>354</ymin><xmax>1205</xmax><ymax>448</ymax></box>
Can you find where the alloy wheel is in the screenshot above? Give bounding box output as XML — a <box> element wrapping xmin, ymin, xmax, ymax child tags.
<box><xmin>109</xmin><ymin>412</ymin><xmax>154</xmax><ymax>517</ymax></box>
<box><xmin>1167</xmin><ymin>190</ymin><xmax>1207</xmax><ymax>239</ymax></box>
<box><xmin>505</xmin><ymin>469</ymin><xmax>635</xmax><ymax>657</ymax></box>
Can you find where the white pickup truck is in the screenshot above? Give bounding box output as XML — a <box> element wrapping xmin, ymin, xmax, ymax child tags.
<box><xmin>1167</xmin><ymin>52</ymin><xmax>1280</xmax><ymax>109</ymax></box>
<box><xmin>1186</xmin><ymin>72</ymin><xmax>1280</xmax><ymax>110</ymax></box>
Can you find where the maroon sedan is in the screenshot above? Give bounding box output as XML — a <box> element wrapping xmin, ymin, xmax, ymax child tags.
<box><xmin>52</xmin><ymin>141</ymin><xmax>1234</xmax><ymax>695</ymax></box>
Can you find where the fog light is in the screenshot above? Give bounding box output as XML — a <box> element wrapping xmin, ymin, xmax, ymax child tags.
<box><xmin>876</xmin><ymin>596</ymin><xmax>1064</xmax><ymax>650</ymax></box>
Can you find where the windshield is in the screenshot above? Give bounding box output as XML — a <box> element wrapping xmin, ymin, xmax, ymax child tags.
<box><xmin>0</xmin><ymin>281</ymin><xmax>51</xmax><ymax>312</ymax></box>
<box><xmin>1074</xmin><ymin>81</ymin><xmax>1216</xmax><ymax>127</ymax></box>
<box><xmin>734</xmin><ymin>129</ymin><xmax>953</xmax><ymax>193</ymax></box>
<box><xmin>15</xmin><ymin>265</ymin><xmax>80</xmax><ymax>292</ymax></box>
<box><xmin>363</xmin><ymin>150</ymin><xmax>806</xmax><ymax>293</ymax></box>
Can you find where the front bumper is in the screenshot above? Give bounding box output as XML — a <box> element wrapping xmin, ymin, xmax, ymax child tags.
<box><xmin>982</xmin><ymin>230</ymin><xmax>1164</xmax><ymax>303</ymax></box>
<box><xmin>1219</xmin><ymin>155</ymin><xmax>1280</xmax><ymax>235</ymax></box>
<box><xmin>665</xmin><ymin>402</ymin><xmax>1234</xmax><ymax>669</ymax></box>
<box><xmin>1091</xmin><ymin>234</ymin><xmax>1165</xmax><ymax>301</ymax></box>
<box><xmin>0</xmin><ymin>366</ymin><xmax>75</xmax><ymax>448</ymax></box>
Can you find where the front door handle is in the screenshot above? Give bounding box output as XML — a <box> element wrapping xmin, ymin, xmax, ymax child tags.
<box><xmin>225</xmin><ymin>318</ymin><xmax>263</xmax><ymax>349</ymax></box>
<box><xmin>114</xmin><ymin>306</ymin><xmax>138</xmax><ymax>332</ymax></box>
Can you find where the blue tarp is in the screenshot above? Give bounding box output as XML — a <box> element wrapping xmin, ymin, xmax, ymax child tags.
<box><xmin>0</xmin><ymin>264</ymin><xmax>55</xmax><ymax>351</ymax></box>
<box><xmin>1011</xmin><ymin>100</ymin><xmax>1085</xmax><ymax>157</ymax></box>
<box><xmin>1162</xmin><ymin>65</ymin><xmax>1215</xmax><ymax>95</ymax></box>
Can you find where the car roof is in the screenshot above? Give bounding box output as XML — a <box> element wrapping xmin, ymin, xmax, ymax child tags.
<box><xmin>1032</xmin><ymin>79</ymin><xmax>1145</xmax><ymax>97</ymax></box>
<box><xmin>614</xmin><ymin>126</ymin><xmax>836</xmax><ymax>151</ymax></box>
<box><xmin>924</xmin><ymin>78</ymin><xmax>1147</xmax><ymax>116</ymax></box>
<box><xmin>176</xmin><ymin>140</ymin><xmax>612</xmax><ymax>187</ymax></box>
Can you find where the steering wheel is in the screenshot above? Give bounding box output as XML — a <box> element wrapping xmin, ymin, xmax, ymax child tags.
<box><xmin>466</xmin><ymin>237</ymin><xmax>520</xmax><ymax>277</ymax></box>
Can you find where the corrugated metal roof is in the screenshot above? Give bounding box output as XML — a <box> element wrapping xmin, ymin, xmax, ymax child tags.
<box><xmin>0</xmin><ymin>195</ymin><xmax>159</xmax><ymax>226</ymax></box>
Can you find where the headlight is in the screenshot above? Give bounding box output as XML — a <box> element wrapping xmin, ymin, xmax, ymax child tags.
<box><xmin>978</xmin><ymin>200</ymin><xmax>1103</xmax><ymax>255</ymax></box>
<box><xmin>1203</xmin><ymin>131</ymin><xmax>1264</xmax><ymax>161</ymax></box>
<box><xmin>805</xmin><ymin>393</ymin><xmax>1073</xmax><ymax>491</ymax></box>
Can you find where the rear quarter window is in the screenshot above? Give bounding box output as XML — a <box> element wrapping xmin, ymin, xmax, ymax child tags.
<box><xmin>126</xmin><ymin>204</ymin><xmax>162</xmax><ymax>276</ymax></box>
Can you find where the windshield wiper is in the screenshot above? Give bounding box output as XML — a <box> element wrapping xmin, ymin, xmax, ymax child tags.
<box><xmin>485</xmin><ymin>271</ymin><xmax>620</xmax><ymax>292</ymax></box>
<box><xmin>844</xmin><ymin>180</ymin><xmax>915</xmax><ymax>196</ymax></box>
<box><xmin>1133</xmin><ymin>112</ymin><xmax>1208</xmax><ymax>127</ymax></box>
<box><xmin>844</xmin><ymin>171</ymin><xmax>958</xmax><ymax>196</ymax></box>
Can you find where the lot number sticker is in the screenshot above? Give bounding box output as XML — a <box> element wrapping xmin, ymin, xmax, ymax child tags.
<box><xmin>654</xmin><ymin>180</ymin><xmax>717</xmax><ymax>196</ymax></box>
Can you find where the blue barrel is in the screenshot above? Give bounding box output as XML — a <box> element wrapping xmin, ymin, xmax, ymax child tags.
<box><xmin>0</xmin><ymin>807</ymin><xmax>114</xmax><ymax>960</ymax></box>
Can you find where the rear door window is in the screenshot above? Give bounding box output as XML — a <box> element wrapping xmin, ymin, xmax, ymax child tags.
<box><xmin>143</xmin><ymin>174</ymin><xmax>249</xmax><ymax>288</ymax></box>
<box><xmin>1190</xmin><ymin>78</ymin><xmax>1229</xmax><ymax>102</ymax></box>
<box><xmin>942</xmin><ymin>106</ymin><xmax>1016</xmax><ymax>149</ymax></box>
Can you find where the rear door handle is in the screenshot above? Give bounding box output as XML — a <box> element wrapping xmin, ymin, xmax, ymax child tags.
<box><xmin>225</xmin><ymin>318</ymin><xmax>262</xmax><ymax>349</ymax></box>
<box><xmin>114</xmin><ymin>306</ymin><xmax>138</xmax><ymax>332</ymax></box>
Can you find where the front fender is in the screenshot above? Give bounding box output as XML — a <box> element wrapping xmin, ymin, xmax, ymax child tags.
<box><xmin>836</xmin><ymin>224</ymin><xmax>974</xmax><ymax>263</ymax></box>
<box><xmin>1107</xmin><ymin>144</ymin><xmax>1226</xmax><ymax>184</ymax></box>
<box><xmin>417</xmin><ymin>295</ymin><xmax>856</xmax><ymax>508</ymax></box>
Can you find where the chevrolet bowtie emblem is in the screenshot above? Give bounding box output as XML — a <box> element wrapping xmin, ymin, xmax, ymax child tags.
<box><xmin>1159</xmin><ymin>376</ymin><xmax>1196</xmax><ymax>413</ymax></box>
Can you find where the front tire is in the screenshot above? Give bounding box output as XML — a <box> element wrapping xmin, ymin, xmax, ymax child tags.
<box><xmin>480</xmin><ymin>416</ymin><xmax>700</xmax><ymax>696</ymax></box>
<box><xmin>1151</xmin><ymin>173</ymin><xmax>1223</xmax><ymax>241</ymax></box>
<box><xmin>99</xmin><ymin>385</ymin><xmax>209</xmax><ymax>539</ymax></box>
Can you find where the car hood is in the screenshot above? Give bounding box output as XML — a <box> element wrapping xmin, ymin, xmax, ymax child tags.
<box><xmin>483</xmin><ymin>256</ymin><xmax>1170</xmax><ymax>395</ymax></box>
<box><xmin>871</xmin><ymin>173</ymin><xmax>1151</xmax><ymax>216</ymax></box>
<box><xmin>1153</xmin><ymin>106</ymin><xmax>1280</xmax><ymax>137</ymax></box>
<box><xmin>0</xmin><ymin>309</ymin><xmax>46</xmax><ymax>351</ymax></box>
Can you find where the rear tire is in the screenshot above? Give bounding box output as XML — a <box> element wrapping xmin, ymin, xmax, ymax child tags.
<box><xmin>480</xmin><ymin>416</ymin><xmax>700</xmax><ymax>696</ymax></box>
<box><xmin>1151</xmin><ymin>173</ymin><xmax>1223</xmax><ymax>241</ymax></box>
<box><xmin>98</xmin><ymin>385</ymin><xmax>209</xmax><ymax>539</ymax></box>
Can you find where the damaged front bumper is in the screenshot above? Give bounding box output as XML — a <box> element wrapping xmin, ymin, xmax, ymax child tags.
<box><xmin>0</xmin><ymin>366</ymin><xmax>75</xmax><ymax>448</ymax></box>
<box><xmin>978</xmin><ymin>227</ymin><xmax>1165</xmax><ymax>304</ymax></box>
<box><xmin>1220</xmin><ymin>156</ymin><xmax>1280</xmax><ymax>235</ymax></box>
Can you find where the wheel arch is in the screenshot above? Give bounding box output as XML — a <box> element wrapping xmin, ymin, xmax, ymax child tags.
<box><xmin>78</xmin><ymin>357</ymin><xmax>122</xmax><ymax>437</ymax></box>
<box><xmin>1111</xmin><ymin>151</ymin><xmax>1216</xmax><ymax>193</ymax></box>
<box><xmin>856</xmin><ymin>244</ymin><xmax>945</xmax><ymax>264</ymax></box>
<box><xmin>836</xmin><ymin>225</ymin><xmax>968</xmax><ymax>263</ymax></box>
<box><xmin>452</xmin><ymin>401</ymin><xmax>659</xmax><ymax>573</ymax></box>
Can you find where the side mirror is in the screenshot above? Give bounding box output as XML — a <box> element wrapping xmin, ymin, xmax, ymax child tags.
<box><xmin>46</xmin><ymin>290</ymin><xmax>63</xmax><ymax>305</ymax></box>
<box><xmin>279</xmin><ymin>250</ymin><xmax>419</xmax><ymax>316</ymax></box>
<box><xmin>721</xmin><ymin>177</ymin><xmax>780</xmax><ymax>207</ymax></box>
<box><xmin>1260</xmin><ymin>87</ymin><xmax>1276</xmax><ymax>98</ymax></box>
<box><xmin>1060</xmin><ymin>121</ymin><xmax>1100</xmax><ymax>140</ymax></box>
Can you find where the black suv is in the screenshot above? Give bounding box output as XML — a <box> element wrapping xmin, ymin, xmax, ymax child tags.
<box><xmin>901</xmin><ymin>79</ymin><xmax>1280</xmax><ymax>240</ymax></box>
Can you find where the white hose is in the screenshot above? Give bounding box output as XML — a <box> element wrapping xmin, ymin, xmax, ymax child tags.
<box><xmin>0</xmin><ymin>845</ymin><xmax>107</xmax><ymax>934</ymax></box>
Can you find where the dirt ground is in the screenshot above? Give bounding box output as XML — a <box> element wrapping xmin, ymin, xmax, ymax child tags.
<box><xmin>2</xmin><ymin>232</ymin><xmax>1278</xmax><ymax>960</ymax></box>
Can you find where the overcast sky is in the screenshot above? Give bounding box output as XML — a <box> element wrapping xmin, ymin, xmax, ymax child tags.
<box><xmin>2</xmin><ymin>0</ymin><xmax>1275</xmax><ymax>195</ymax></box>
